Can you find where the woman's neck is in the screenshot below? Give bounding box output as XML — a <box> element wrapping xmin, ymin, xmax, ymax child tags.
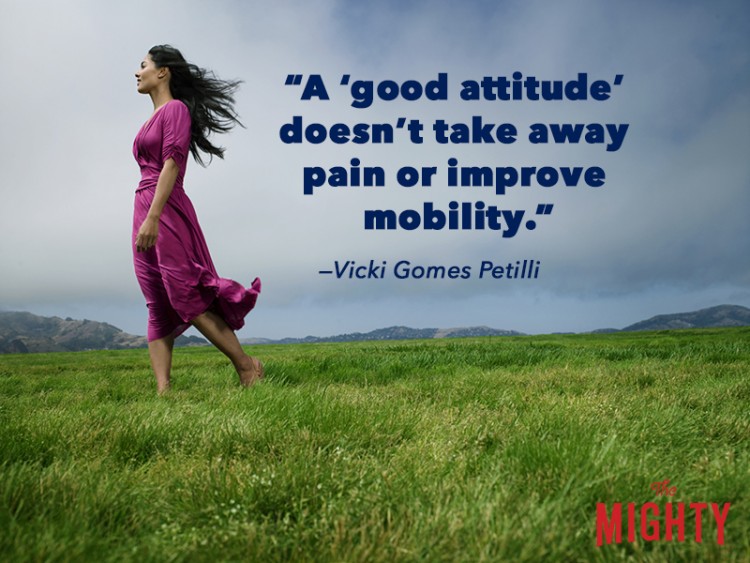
<box><xmin>149</xmin><ymin>85</ymin><xmax>174</xmax><ymax>111</ymax></box>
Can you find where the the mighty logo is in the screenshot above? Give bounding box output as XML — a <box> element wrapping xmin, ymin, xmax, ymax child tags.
<box><xmin>596</xmin><ymin>480</ymin><xmax>730</xmax><ymax>547</ymax></box>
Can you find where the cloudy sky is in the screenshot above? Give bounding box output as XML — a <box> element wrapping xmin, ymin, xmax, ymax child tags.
<box><xmin>1</xmin><ymin>0</ymin><xmax>748</xmax><ymax>339</ymax></box>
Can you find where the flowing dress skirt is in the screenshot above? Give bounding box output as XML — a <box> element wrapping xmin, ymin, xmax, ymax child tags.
<box><xmin>132</xmin><ymin>186</ymin><xmax>260</xmax><ymax>342</ymax></box>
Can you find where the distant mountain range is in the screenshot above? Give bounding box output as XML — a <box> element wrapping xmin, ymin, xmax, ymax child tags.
<box><xmin>240</xmin><ymin>304</ymin><xmax>750</xmax><ymax>345</ymax></box>
<box><xmin>0</xmin><ymin>311</ymin><xmax>206</xmax><ymax>354</ymax></box>
<box><xmin>620</xmin><ymin>304</ymin><xmax>750</xmax><ymax>331</ymax></box>
<box><xmin>1</xmin><ymin>305</ymin><xmax>748</xmax><ymax>354</ymax></box>
<box><xmin>240</xmin><ymin>325</ymin><xmax>524</xmax><ymax>345</ymax></box>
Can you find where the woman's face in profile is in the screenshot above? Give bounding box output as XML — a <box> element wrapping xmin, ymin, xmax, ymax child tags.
<box><xmin>135</xmin><ymin>54</ymin><xmax>160</xmax><ymax>94</ymax></box>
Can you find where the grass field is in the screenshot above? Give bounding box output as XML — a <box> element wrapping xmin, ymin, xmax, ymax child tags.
<box><xmin>1</xmin><ymin>328</ymin><xmax>748</xmax><ymax>562</ymax></box>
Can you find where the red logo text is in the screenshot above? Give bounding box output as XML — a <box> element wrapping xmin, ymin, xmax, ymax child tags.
<box><xmin>596</xmin><ymin>480</ymin><xmax>731</xmax><ymax>547</ymax></box>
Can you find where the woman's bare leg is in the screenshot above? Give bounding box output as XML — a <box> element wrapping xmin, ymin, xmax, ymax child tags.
<box><xmin>148</xmin><ymin>334</ymin><xmax>175</xmax><ymax>394</ymax></box>
<box><xmin>191</xmin><ymin>309</ymin><xmax>263</xmax><ymax>386</ymax></box>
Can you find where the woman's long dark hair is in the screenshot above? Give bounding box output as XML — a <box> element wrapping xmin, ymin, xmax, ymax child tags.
<box><xmin>148</xmin><ymin>44</ymin><xmax>243</xmax><ymax>166</ymax></box>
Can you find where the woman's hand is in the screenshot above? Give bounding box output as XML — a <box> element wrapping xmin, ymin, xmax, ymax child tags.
<box><xmin>135</xmin><ymin>216</ymin><xmax>160</xmax><ymax>252</ymax></box>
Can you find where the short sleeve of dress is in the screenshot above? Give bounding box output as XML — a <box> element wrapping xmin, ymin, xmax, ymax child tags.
<box><xmin>161</xmin><ymin>100</ymin><xmax>191</xmax><ymax>166</ymax></box>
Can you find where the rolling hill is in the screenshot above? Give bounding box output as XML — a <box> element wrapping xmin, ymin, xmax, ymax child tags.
<box><xmin>2</xmin><ymin>304</ymin><xmax>748</xmax><ymax>353</ymax></box>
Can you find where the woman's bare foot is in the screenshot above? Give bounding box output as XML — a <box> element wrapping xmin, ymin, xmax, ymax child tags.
<box><xmin>156</xmin><ymin>378</ymin><xmax>171</xmax><ymax>395</ymax></box>
<box><xmin>237</xmin><ymin>355</ymin><xmax>264</xmax><ymax>387</ymax></box>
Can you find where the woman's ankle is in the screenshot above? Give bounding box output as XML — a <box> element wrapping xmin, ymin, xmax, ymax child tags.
<box><xmin>155</xmin><ymin>375</ymin><xmax>171</xmax><ymax>394</ymax></box>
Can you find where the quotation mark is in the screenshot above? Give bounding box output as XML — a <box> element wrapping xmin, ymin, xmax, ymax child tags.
<box><xmin>285</xmin><ymin>74</ymin><xmax>303</xmax><ymax>86</ymax></box>
<box><xmin>536</xmin><ymin>203</ymin><xmax>554</xmax><ymax>215</ymax></box>
<box><xmin>525</xmin><ymin>204</ymin><xmax>554</xmax><ymax>231</ymax></box>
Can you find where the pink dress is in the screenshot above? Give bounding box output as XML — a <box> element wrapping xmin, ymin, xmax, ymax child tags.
<box><xmin>132</xmin><ymin>99</ymin><xmax>260</xmax><ymax>341</ymax></box>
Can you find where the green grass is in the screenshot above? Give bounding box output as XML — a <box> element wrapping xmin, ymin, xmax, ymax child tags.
<box><xmin>1</xmin><ymin>328</ymin><xmax>748</xmax><ymax>562</ymax></box>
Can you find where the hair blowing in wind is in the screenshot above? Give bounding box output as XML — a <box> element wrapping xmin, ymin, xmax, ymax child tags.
<box><xmin>148</xmin><ymin>44</ymin><xmax>244</xmax><ymax>166</ymax></box>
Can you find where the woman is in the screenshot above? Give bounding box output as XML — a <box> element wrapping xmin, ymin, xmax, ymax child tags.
<box><xmin>133</xmin><ymin>44</ymin><xmax>263</xmax><ymax>393</ymax></box>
